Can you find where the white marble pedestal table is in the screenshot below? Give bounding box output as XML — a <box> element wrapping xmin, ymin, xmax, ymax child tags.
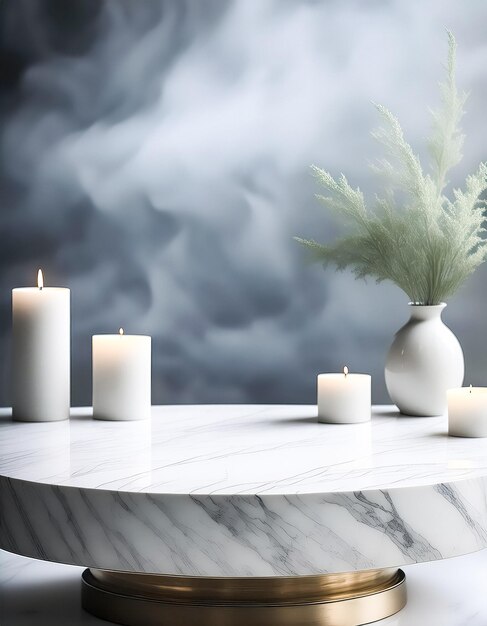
<box><xmin>1</xmin><ymin>405</ymin><xmax>487</xmax><ymax>626</ymax></box>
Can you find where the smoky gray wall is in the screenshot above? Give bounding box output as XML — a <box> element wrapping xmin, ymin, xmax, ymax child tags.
<box><xmin>1</xmin><ymin>0</ymin><xmax>486</xmax><ymax>407</ymax></box>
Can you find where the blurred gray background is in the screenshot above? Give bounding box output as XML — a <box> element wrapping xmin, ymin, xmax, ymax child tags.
<box><xmin>1</xmin><ymin>0</ymin><xmax>486</xmax><ymax>407</ymax></box>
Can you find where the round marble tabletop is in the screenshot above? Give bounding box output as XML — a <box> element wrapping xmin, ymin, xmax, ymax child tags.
<box><xmin>1</xmin><ymin>404</ymin><xmax>487</xmax><ymax>577</ymax></box>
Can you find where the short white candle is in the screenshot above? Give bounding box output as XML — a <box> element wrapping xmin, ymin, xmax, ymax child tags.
<box><xmin>12</xmin><ymin>270</ymin><xmax>70</xmax><ymax>422</ymax></box>
<box><xmin>447</xmin><ymin>386</ymin><xmax>487</xmax><ymax>438</ymax></box>
<box><xmin>317</xmin><ymin>367</ymin><xmax>371</xmax><ymax>424</ymax></box>
<box><xmin>92</xmin><ymin>329</ymin><xmax>151</xmax><ymax>421</ymax></box>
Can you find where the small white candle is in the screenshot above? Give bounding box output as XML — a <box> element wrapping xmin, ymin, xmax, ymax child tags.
<box><xmin>317</xmin><ymin>367</ymin><xmax>371</xmax><ymax>424</ymax></box>
<box><xmin>92</xmin><ymin>329</ymin><xmax>151</xmax><ymax>421</ymax></box>
<box><xmin>447</xmin><ymin>386</ymin><xmax>487</xmax><ymax>437</ymax></box>
<box><xmin>12</xmin><ymin>270</ymin><xmax>70</xmax><ymax>422</ymax></box>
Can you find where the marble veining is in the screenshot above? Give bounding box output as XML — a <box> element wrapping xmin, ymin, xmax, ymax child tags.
<box><xmin>1</xmin><ymin>405</ymin><xmax>487</xmax><ymax>576</ymax></box>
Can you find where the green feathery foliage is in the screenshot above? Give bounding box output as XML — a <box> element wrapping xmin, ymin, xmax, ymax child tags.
<box><xmin>296</xmin><ymin>32</ymin><xmax>487</xmax><ymax>305</ymax></box>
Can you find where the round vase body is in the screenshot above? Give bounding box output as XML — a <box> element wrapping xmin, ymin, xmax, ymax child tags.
<box><xmin>385</xmin><ymin>304</ymin><xmax>464</xmax><ymax>416</ymax></box>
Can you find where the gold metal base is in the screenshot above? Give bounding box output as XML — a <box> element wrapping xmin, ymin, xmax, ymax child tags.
<box><xmin>81</xmin><ymin>567</ymin><xmax>406</xmax><ymax>626</ymax></box>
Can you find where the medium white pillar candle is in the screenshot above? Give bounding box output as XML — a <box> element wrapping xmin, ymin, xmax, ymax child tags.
<box><xmin>12</xmin><ymin>270</ymin><xmax>70</xmax><ymax>422</ymax></box>
<box><xmin>317</xmin><ymin>367</ymin><xmax>371</xmax><ymax>424</ymax></box>
<box><xmin>447</xmin><ymin>386</ymin><xmax>487</xmax><ymax>437</ymax></box>
<box><xmin>92</xmin><ymin>329</ymin><xmax>151</xmax><ymax>421</ymax></box>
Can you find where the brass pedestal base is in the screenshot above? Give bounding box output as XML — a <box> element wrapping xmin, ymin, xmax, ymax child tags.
<box><xmin>82</xmin><ymin>567</ymin><xmax>406</xmax><ymax>626</ymax></box>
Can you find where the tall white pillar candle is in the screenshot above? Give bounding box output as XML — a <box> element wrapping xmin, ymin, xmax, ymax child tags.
<box><xmin>447</xmin><ymin>386</ymin><xmax>487</xmax><ymax>437</ymax></box>
<box><xmin>12</xmin><ymin>270</ymin><xmax>70</xmax><ymax>422</ymax></box>
<box><xmin>317</xmin><ymin>367</ymin><xmax>371</xmax><ymax>424</ymax></box>
<box><xmin>92</xmin><ymin>329</ymin><xmax>151</xmax><ymax>421</ymax></box>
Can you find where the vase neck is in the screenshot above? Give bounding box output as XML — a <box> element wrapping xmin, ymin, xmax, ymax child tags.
<box><xmin>408</xmin><ymin>303</ymin><xmax>446</xmax><ymax>321</ymax></box>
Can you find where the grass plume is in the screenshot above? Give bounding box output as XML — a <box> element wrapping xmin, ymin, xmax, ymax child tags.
<box><xmin>296</xmin><ymin>32</ymin><xmax>487</xmax><ymax>305</ymax></box>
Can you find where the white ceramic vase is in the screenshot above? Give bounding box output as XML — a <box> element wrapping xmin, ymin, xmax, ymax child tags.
<box><xmin>385</xmin><ymin>303</ymin><xmax>464</xmax><ymax>416</ymax></box>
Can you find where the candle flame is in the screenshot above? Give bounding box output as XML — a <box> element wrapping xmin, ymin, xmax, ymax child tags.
<box><xmin>344</xmin><ymin>366</ymin><xmax>349</xmax><ymax>377</ymax></box>
<box><xmin>119</xmin><ymin>328</ymin><xmax>124</xmax><ymax>336</ymax></box>
<box><xmin>37</xmin><ymin>269</ymin><xmax>43</xmax><ymax>290</ymax></box>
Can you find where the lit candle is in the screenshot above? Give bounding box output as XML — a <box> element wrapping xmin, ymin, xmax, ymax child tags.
<box><xmin>92</xmin><ymin>328</ymin><xmax>151</xmax><ymax>421</ymax></box>
<box><xmin>12</xmin><ymin>269</ymin><xmax>70</xmax><ymax>422</ymax></box>
<box><xmin>447</xmin><ymin>385</ymin><xmax>487</xmax><ymax>437</ymax></box>
<box><xmin>317</xmin><ymin>367</ymin><xmax>371</xmax><ymax>424</ymax></box>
